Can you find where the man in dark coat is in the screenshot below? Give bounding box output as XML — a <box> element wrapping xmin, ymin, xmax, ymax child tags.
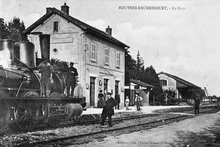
<box><xmin>67</xmin><ymin>62</ymin><xmax>78</xmax><ymax>97</ymax></box>
<box><xmin>36</xmin><ymin>58</ymin><xmax>51</xmax><ymax>97</ymax></box>
<box><xmin>101</xmin><ymin>92</ymin><xmax>116</xmax><ymax>127</ymax></box>
<box><xmin>115</xmin><ymin>94</ymin><xmax>120</xmax><ymax>109</ymax></box>
<box><xmin>195</xmin><ymin>93</ymin><xmax>201</xmax><ymax>115</ymax></box>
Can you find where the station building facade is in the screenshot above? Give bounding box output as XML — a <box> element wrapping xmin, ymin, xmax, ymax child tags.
<box><xmin>23</xmin><ymin>3</ymin><xmax>129</xmax><ymax>108</ymax></box>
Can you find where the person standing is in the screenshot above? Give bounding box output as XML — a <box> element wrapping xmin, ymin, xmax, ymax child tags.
<box><xmin>67</xmin><ymin>62</ymin><xmax>78</xmax><ymax>97</ymax></box>
<box><xmin>97</xmin><ymin>90</ymin><xmax>104</xmax><ymax>108</ymax></box>
<box><xmin>195</xmin><ymin>93</ymin><xmax>201</xmax><ymax>115</ymax></box>
<box><xmin>50</xmin><ymin>58</ymin><xmax>58</xmax><ymax>73</ymax></box>
<box><xmin>135</xmin><ymin>92</ymin><xmax>143</xmax><ymax>111</ymax></box>
<box><xmin>101</xmin><ymin>92</ymin><xmax>116</xmax><ymax>127</ymax></box>
<box><xmin>125</xmin><ymin>96</ymin><xmax>130</xmax><ymax>110</ymax></box>
<box><xmin>37</xmin><ymin>58</ymin><xmax>52</xmax><ymax>97</ymax></box>
<box><xmin>115</xmin><ymin>94</ymin><xmax>120</xmax><ymax>109</ymax></box>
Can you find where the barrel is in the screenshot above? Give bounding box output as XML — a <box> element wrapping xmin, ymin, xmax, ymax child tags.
<box><xmin>14</xmin><ymin>41</ymin><xmax>36</xmax><ymax>67</ymax></box>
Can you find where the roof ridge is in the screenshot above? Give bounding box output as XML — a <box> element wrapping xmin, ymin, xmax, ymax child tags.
<box><xmin>159</xmin><ymin>71</ymin><xmax>200</xmax><ymax>88</ymax></box>
<box><xmin>23</xmin><ymin>7</ymin><xmax>129</xmax><ymax>48</ymax></box>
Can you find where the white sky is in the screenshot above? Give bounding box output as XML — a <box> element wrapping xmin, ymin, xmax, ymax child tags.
<box><xmin>1</xmin><ymin>0</ymin><xmax>220</xmax><ymax>96</ymax></box>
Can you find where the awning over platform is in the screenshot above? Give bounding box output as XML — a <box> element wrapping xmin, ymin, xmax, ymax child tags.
<box><xmin>130</xmin><ymin>79</ymin><xmax>154</xmax><ymax>89</ymax></box>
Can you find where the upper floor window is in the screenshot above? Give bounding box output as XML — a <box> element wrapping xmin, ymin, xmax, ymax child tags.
<box><xmin>116</xmin><ymin>51</ymin><xmax>120</xmax><ymax>68</ymax></box>
<box><xmin>54</xmin><ymin>21</ymin><xmax>58</xmax><ymax>32</ymax></box>
<box><xmin>91</xmin><ymin>43</ymin><xmax>97</xmax><ymax>62</ymax></box>
<box><xmin>104</xmin><ymin>48</ymin><xmax>109</xmax><ymax>65</ymax></box>
<box><xmin>160</xmin><ymin>79</ymin><xmax>168</xmax><ymax>86</ymax></box>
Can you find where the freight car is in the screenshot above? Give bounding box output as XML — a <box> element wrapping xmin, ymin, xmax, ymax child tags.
<box><xmin>0</xmin><ymin>37</ymin><xmax>86</xmax><ymax>133</ymax></box>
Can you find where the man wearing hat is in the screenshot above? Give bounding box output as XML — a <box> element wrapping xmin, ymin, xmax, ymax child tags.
<box><xmin>34</xmin><ymin>58</ymin><xmax>52</xmax><ymax>97</ymax></box>
<box><xmin>135</xmin><ymin>91</ymin><xmax>143</xmax><ymax>111</ymax></box>
<box><xmin>101</xmin><ymin>92</ymin><xmax>116</xmax><ymax>127</ymax></box>
<box><xmin>67</xmin><ymin>62</ymin><xmax>78</xmax><ymax>97</ymax></box>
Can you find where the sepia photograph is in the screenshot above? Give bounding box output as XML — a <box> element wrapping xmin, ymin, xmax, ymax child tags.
<box><xmin>0</xmin><ymin>0</ymin><xmax>220</xmax><ymax>146</ymax></box>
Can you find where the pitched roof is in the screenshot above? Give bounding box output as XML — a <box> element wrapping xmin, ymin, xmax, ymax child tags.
<box><xmin>158</xmin><ymin>71</ymin><xmax>200</xmax><ymax>88</ymax></box>
<box><xmin>130</xmin><ymin>79</ymin><xmax>154</xmax><ymax>88</ymax></box>
<box><xmin>23</xmin><ymin>8</ymin><xmax>129</xmax><ymax>48</ymax></box>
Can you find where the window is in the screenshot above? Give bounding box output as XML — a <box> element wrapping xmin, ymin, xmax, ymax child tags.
<box><xmin>160</xmin><ymin>80</ymin><xmax>168</xmax><ymax>86</ymax></box>
<box><xmin>53</xmin><ymin>48</ymin><xmax>58</xmax><ymax>54</ymax></box>
<box><xmin>91</xmin><ymin>43</ymin><xmax>97</xmax><ymax>61</ymax></box>
<box><xmin>104</xmin><ymin>48</ymin><xmax>109</xmax><ymax>65</ymax></box>
<box><xmin>116</xmin><ymin>51</ymin><xmax>120</xmax><ymax>68</ymax></box>
<box><xmin>54</xmin><ymin>21</ymin><xmax>58</xmax><ymax>32</ymax></box>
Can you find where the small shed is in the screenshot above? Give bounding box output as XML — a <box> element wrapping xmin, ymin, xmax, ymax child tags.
<box><xmin>125</xmin><ymin>79</ymin><xmax>154</xmax><ymax>106</ymax></box>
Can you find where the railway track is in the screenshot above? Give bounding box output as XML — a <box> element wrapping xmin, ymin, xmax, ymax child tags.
<box><xmin>75</xmin><ymin>113</ymin><xmax>160</xmax><ymax>125</ymax></box>
<box><xmin>1</xmin><ymin>105</ymin><xmax>219</xmax><ymax>147</ymax></box>
<box><xmin>14</xmin><ymin>114</ymin><xmax>192</xmax><ymax>147</ymax></box>
<box><xmin>10</xmin><ymin>105</ymin><xmax>219</xmax><ymax>133</ymax></box>
<box><xmin>10</xmin><ymin>113</ymin><xmax>160</xmax><ymax>134</ymax></box>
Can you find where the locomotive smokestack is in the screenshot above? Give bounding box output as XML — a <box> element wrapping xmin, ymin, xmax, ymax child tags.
<box><xmin>39</xmin><ymin>34</ymin><xmax>50</xmax><ymax>61</ymax></box>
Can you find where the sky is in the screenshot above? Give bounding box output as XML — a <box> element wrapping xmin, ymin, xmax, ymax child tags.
<box><xmin>1</xmin><ymin>0</ymin><xmax>220</xmax><ymax>96</ymax></box>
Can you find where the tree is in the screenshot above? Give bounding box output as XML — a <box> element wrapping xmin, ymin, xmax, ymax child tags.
<box><xmin>7</xmin><ymin>17</ymin><xmax>26</xmax><ymax>41</ymax></box>
<box><xmin>0</xmin><ymin>17</ymin><xmax>26</xmax><ymax>41</ymax></box>
<box><xmin>0</xmin><ymin>18</ymin><xmax>10</xmax><ymax>39</ymax></box>
<box><xmin>142</xmin><ymin>65</ymin><xmax>163</xmax><ymax>104</ymax></box>
<box><xmin>125</xmin><ymin>49</ymin><xmax>136</xmax><ymax>85</ymax></box>
<box><xmin>135</xmin><ymin>51</ymin><xmax>145</xmax><ymax>80</ymax></box>
<box><xmin>163</xmin><ymin>89</ymin><xmax>179</xmax><ymax>105</ymax></box>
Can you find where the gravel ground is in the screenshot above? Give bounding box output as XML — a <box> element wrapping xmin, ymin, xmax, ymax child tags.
<box><xmin>71</xmin><ymin>111</ymin><xmax>220</xmax><ymax>147</ymax></box>
<box><xmin>0</xmin><ymin>112</ymin><xmax>165</xmax><ymax>146</ymax></box>
<box><xmin>0</xmin><ymin>105</ymin><xmax>218</xmax><ymax>147</ymax></box>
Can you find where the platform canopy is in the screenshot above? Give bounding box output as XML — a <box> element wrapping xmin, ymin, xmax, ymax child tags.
<box><xmin>130</xmin><ymin>79</ymin><xmax>154</xmax><ymax>89</ymax></box>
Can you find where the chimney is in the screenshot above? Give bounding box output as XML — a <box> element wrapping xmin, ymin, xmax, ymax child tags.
<box><xmin>61</xmin><ymin>3</ymin><xmax>69</xmax><ymax>15</ymax></box>
<box><xmin>46</xmin><ymin>7</ymin><xmax>53</xmax><ymax>14</ymax></box>
<box><xmin>106</xmin><ymin>26</ymin><xmax>112</xmax><ymax>36</ymax></box>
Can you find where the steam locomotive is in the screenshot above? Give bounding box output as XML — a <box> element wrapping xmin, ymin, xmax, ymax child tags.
<box><xmin>0</xmin><ymin>36</ymin><xmax>85</xmax><ymax>133</ymax></box>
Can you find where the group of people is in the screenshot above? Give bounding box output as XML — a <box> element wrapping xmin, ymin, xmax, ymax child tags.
<box><xmin>35</xmin><ymin>58</ymin><xmax>78</xmax><ymax>97</ymax></box>
<box><xmin>100</xmin><ymin>91</ymin><xmax>143</xmax><ymax>127</ymax></box>
<box><xmin>97</xmin><ymin>90</ymin><xmax>121</xmax><ymax>109</ymax></box>
<box><xmin>98</xmin><ymin>90</ymin><xmax>121</xmax><ymax>127</ymax></box>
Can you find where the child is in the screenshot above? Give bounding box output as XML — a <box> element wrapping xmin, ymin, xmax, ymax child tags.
<box><xmin>125</xmin><ymin>96</ymin><xmax>130</xmax><ymax>110</ymax></box>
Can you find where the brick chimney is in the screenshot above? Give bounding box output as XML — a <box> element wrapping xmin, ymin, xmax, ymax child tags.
<box><xmin>46</xmin><ymin>7</ymin><xmax>53</xmax><ymax>14</ymax></box>
<box><xmin>106</xmin><ymin>26</ymin><xmax>112</xmax><ymax>36</ymax></box>
<box><xmin>61</xmin><ymin>3</ymin><xmax>69</xmax><ymax>15</ymax></box>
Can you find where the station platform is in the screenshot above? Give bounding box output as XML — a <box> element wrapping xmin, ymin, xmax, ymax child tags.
<box><xmin>82</xmin><ymin>105</ymin><xmax>191</xmax><ymax>115</ymax></box>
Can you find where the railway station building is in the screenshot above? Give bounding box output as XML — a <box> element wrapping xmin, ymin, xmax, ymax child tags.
<box><xmin>23</xmin><ymin>3</ymin><xmax>129</xmax><ymax>108</ymax></box>
<box><xmin>158</xmin><ymin>72</ymin><xmax>201</xmax><ymax>99</ymax></box>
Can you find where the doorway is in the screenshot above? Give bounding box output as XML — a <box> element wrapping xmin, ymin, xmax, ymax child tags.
<box><xmin>115</xmin><ymin>80</ymin><xmax>120</xmax><ymax>96</ymax></box>
<box><xmin>104</xmin><ymin>78</ymin><xmax>109</xmax><ymax>101</ymax></box>
<box><xmin>90</xmin><ymin>77</ymin><xmax>96</xmax><ymax>106</ymax></box>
